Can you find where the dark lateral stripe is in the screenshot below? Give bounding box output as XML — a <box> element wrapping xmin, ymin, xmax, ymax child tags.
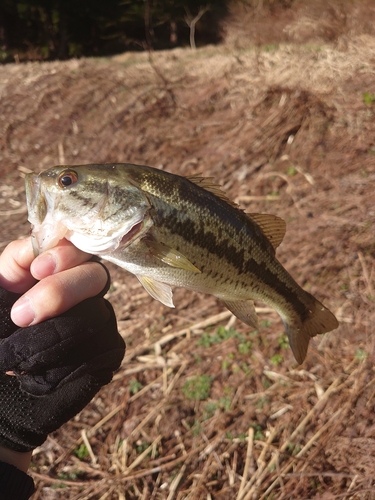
<box><xmin>245</xmin><ymin>259</ymin><xmax>309</xmax><ymax>320</ymax></box>
<box><xmin>154</xmin><ymin>204</ymin><xmax>308</xmax><ymax>321</ymax></box>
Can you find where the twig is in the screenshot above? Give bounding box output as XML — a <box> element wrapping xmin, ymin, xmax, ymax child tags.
<box><xmin>237</xmin><ymin>427</ymin><xmax>278</xmax><ymax>500</ymax></box>
<box><xmin>167</xmin><ymin>464</ymin><xmax>187</xmax><ymax>500</ymax></box>
<box><xmin>124</xmin><ymin>435</ymin><xmax>162</xmax><ymax>473</ymax></box>
<box><xmin>237</xmin><ymin>427</ymin><xmax>254</xmax><ymax>499</ymax></box>
<box><xmin>81</xmin><ymin>429</ymin><xmax>97</xmax><ymax>466</ymax></box>
<box><xmin>0</xmin><ymin>207</ymin><xmax>27</xmax><ymax>215</ymax></box>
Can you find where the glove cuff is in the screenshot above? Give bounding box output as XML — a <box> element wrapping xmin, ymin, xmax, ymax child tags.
<box><xmin>0</xmin><ymin>287</ymin><xmax>22</xmax><ymax>339</ymax></box>
<box><xmin>0</xmin><ymin>461</ymin><xmax>35</xmax><ymax>499</ymax></box>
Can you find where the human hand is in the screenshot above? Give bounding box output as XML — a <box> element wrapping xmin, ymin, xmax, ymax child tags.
<box><xmin>0</xmin><ymin>237</ymin><xmax>110</xmax><ymax>327</ymax></box>
<box><xmin>0</xmin><ymin>238</ymin><xmax>125</xmax><ymax>464</ymax></box>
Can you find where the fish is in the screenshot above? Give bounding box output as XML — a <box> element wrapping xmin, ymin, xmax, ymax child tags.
<box><xmin>25</xmin><ymin>163</ymin><xmax>338</xmax><ymax>364</ymax></box>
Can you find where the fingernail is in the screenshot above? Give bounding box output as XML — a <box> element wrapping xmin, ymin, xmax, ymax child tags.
<box><xmin>11</xmin><ymin>297</ymin><xmax>36</xmax><ymax>327</ymax></box>
<box><xmin>32</xmin><ymin>252</ymin><xmax>57</xmax><ymax>279</ymax></box>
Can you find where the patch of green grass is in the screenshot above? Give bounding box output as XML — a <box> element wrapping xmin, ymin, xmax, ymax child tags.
<box><xmin>221</xmin><ymin>359</ymin><xmax>230</xmax><ymax>370</ymax></box>
<box><xmin>278</xmin><ymin>334</ymin><xmax>289</xmax><ymax>350</ymax></box>
<box><xmin>363</xmin><ymin>92</ymin><xmax>375</xmax><ymax>105</ymax></box>
<box><xmin>226</xmin><ymin>431</ymin><xmax>248</xmax><ymax>442</ymax></box>
<box><xmin>182</xmin><ymin>374</ymin><xmax>213</xmax><ymax>400</ymax></box>
<box><xmin>286</xmin><ymin>166</ymin><xmax>297</xmax><ymax>176</ymax></box>
<box><xmin>262</xmin><ymin>43</ymin><xmax>279</xmax><ymax>52</ymax></box>
<box><xmin>260</xmin><ymin>319</ymin><xmax>272</xmax><ymax>328</ymax></box>
<box><xmin>197</xmin><ymin>331</ymin><xmax>216</xmax><ymax>348</ymax></box>
<box><xmin>203</xmin><ymin>401</ymin><xmax>219</xmax><ymax>419</ymax></box>
<box><xmin>219</xmin><ymin>395</ymin><xmax>232</xmax><ymax>411</ymax></box>
<box><xmin>270</xmin><ymin>353</ymin><xmax>284</xmax><ymax>366</ymax></box>
<box><xmin>355</xmin><ymin>348</ymin><xmax>367</xmax><ymax>361</ymax></box>
<box><xmin>74</xmin><ymin>444</ymin><xmax>89</xmax><ymax>460</ymax></box>
<box><xmin>250</xmin><ymin>423</ymin><xmax>264</xmax><ymax>441</ymax></box>
<box><xmin>238</xmin><ymin>340</ymin><xmax>252</xmax><ymax>355</ymax></box>
<box><xmin>52</xmin><ymin>483</ymin><xmax>68</xmax><ymax>489</ymax></box>
<box><xmin>203</xmin><ymin>394</ymin><xmax>232</xmax><ymax>420</ymax></box>
<box><xmin>57</xmin><ymin>470</ymin><xmax>84</xmax><ymax>481</ymax></box>
<box><xmin>129</xmin><ymin>379</ymin><xmax>143</xmax><ymax>395</ymax></box>
<box><xmin>237</xmin><ymin>432</ymin><xmax>247</xmax><ymax>442</ymax></box>
<box><xmin>240</xmin><ymin>362</ymin><xmax>252</xmax><ymax>375</ymax></box>
<box><xmin>197</xmin><ymin>325</ymin><xmax>244</xmax><ymax>347</ymax></box>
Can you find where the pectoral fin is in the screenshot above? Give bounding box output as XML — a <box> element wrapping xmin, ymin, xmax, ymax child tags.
<box><xmin>223</xmin><ymin>299</ymin><xmax>259</xmax><ymax>329</ymax></box>
<box><xmin>137</xmin><ymin>275</ymin><xmax>175</xmax><ymax>308</ymax></box>
<box><xmin>144</xmin><ymin>236</ymin><xmax>201</xmax><ymax>273</ymax></box>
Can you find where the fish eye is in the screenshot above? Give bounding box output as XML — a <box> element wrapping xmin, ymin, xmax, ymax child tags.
<box><xmin>58</xmin><ymin>170</ymin><xmax>78</xmax><ymax>188</ymax></box>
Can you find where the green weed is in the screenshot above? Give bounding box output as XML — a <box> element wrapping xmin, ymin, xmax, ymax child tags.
<box><xmin>250</xmin><ymin>423</ymin><xmax>264</xmax><ymax>441</ymax></box>
<box><xmin>182</xmin><ymin>374</ymin><xmax>213</xmax><ymax>400</ymax></box>
<box><xmin>197</xmin><ymin>325</ymin><xmax>244</xmax><ymax>347</ymax></box>
<box><xmin>363</xmin><ymin>92</ymin><xmax>375</xmax><ymax>105</ymax></box>
<box><xmin>74</xmin><ymin>444</ymin><xmax>89</xmax><ymax>460</ymax></box>
<box><xmin>129</xmin><ymin>379</ymin><xmax>143</xmax><ymax>394</ymax></box>
<box><xmin>278</xmin><ymin>334</ymin><xmax>289</xmax><ymax>349</ymax></box>
<box><xmin>355</xmin><ymin>348</ymin><xmax>367</xmax><ymax>361</ymax></box>
<box><xmin>238</xmin><ymin>340</ymin><xmax>252</xmax><ymax>355</ymax></box>
<box><xmin>270</xmin><ymin>353</ymin><xmax>284</xmax><ymax>366</ymax></box>
<box><xmin>286</xmin><ymin>166</ymin><xmax>297</xmax><ymax>176</ymax></box>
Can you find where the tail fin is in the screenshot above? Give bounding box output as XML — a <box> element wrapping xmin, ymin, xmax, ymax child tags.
<box><xmin>284</xmin><ymin>295</ymin><xmax>338</xmax><ymax>364</ymax></box>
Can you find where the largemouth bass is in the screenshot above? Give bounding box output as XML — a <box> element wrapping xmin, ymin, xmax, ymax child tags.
<box><xmin>25</xmin><ymin>163</ymin><xmax>338</xmax><ymax>363</ymax></box>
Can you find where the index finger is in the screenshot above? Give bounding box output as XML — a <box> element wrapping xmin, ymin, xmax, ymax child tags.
<box><xmin>0</xmin><ymin>238</ymin><xmax>92</xmax><ymax>294</ymax></box>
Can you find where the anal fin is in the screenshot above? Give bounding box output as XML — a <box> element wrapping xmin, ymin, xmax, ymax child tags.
<box><xmin>137</xmin><ymin>275</ymin><xmax>175</xmax><ymax>308</ymax></box>
<box><xmin>223</xmin><ymin>299</ymin><xmax>259</xmax><ymax>329</ymax></box>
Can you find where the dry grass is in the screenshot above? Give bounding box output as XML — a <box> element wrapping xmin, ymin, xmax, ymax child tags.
<box><xmin>1</xmin><ymin>10</ymin><xmax>375</xmax><ymax>499</ymax></box>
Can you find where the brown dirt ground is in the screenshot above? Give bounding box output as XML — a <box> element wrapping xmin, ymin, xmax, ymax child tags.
<box><xmin>1</xmin><ymin>5</ymin><xmax>375</xmax><ymax>500</ymax></box>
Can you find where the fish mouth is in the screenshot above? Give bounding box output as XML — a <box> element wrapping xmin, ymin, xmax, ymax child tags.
<box><xmin>25</xmin><ymin>172</ymin><xmax>68</xmax><ymax>255</ymax></box>
<box><xmin>30</xmin><ymin>216</ymin><xmax>68</xmax><ymax>256</ymax></box>
<box><xmin>25</xmin><ymin>173</ymin><xmax>46</xmax><ymax>224</ymax></box>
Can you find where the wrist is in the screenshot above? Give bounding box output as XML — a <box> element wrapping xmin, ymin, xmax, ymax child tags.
<box><xmin>0</xmin><ymin>446</ymin><xmax>32</xmax><ymax>473</ymax></box>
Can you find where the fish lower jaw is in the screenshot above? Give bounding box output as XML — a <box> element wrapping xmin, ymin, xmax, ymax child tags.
<box><xmin>31</xmin><ymin>223</ymin><xmax>68</xmax><ymax>255</ymax></box>
<box><xmin>68</xmin><ymin>232</ymin><xmax>124</xmax><ymax>254</ymax></box>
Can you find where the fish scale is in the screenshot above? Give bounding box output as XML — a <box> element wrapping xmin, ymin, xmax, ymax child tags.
<box><xmin>25</xmin><ymin>163</ymin><xmax>339</xmax><ymax>364</ymax></box>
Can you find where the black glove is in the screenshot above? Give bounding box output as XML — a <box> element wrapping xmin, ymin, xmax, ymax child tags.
<box><xmin>0</xmin><ymin>284</ymin><xmax>125</xmax><ymax>452</ymax></box>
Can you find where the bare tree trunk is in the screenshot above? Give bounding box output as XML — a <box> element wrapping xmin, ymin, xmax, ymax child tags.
<box><xmin>170</xmin><ymin>20</ymin><xmax>177</xmax><ymax>45</ymax></box>
<box><xmin>184</xmin><ymin>5</ymin><xmax>210</xmax><ymax>50</ymax></box>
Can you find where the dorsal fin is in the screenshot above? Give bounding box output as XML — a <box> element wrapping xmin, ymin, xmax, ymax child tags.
<box><xmin>248</xmin><ymin>213</ymin><xmax>286</xmax><ymax>249</ymax></box>
<box><xmin>187</xmin><ymin>174</ymin><xmax>240</xmax><ymax>209</ymax></box>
